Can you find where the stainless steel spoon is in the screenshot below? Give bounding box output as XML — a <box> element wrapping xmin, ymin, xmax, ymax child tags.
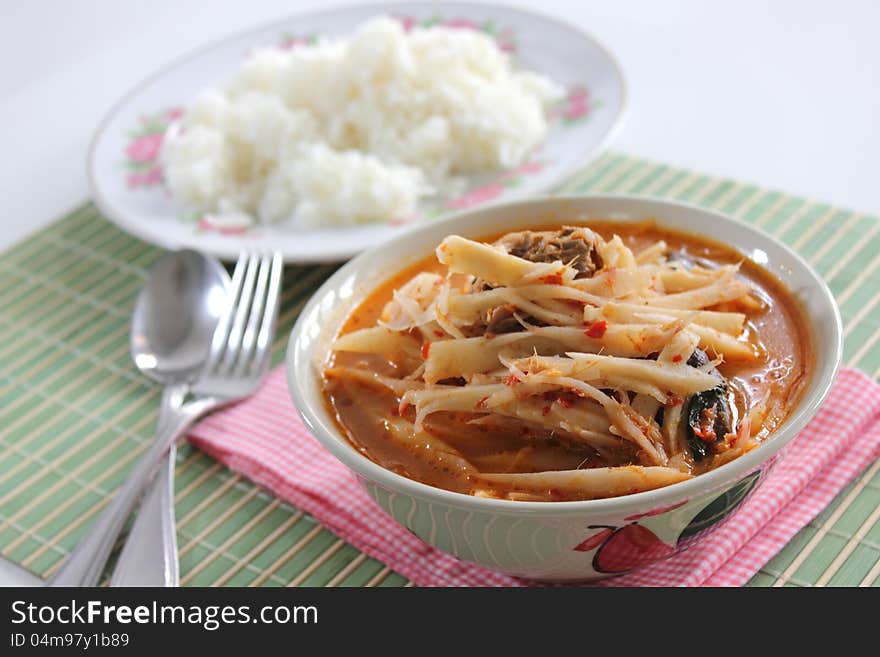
<box><xmin>48</xmin><ymin>250</ymin><xmax>228</xmax><ymax>586</ymax></box>
<box><xmin>111</xmin><ymin>250</ymin><xmax>231</xmax><ymax>586</ymax></box>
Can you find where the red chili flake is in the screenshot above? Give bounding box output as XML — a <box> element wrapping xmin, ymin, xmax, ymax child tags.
<box><xmin>505</xmin><ymin>374</ymin><xmax>520</xmax><ymax>386</ymax></box>
<box><xmin>693</xmin><ymin>408</ymin><xmax>717</xmax><ymax>442</ymax></box>
<box><xmin>420</xmin><ymin>342</ymin><xmax>431</xmax><ymax>360</ymax></box>
<box><xmin>583</xmin><ymin>320</ymin><xmax>608</xmax><ymax>339</ymax></box>
<box><xmin>398</xmin><ymin>402</ymin><xmax>411</xmax><ymax>415</ymax></box>
<box><xmin>665</xmin><ymin>395</ymin><xmax>683</xmax><ymax>407</ymax></box>
<box><xmin>540</xmin><ymin>274</ymin><xmax>564</xmax><ymax>285</ymax></box>
<box><xmin>558</xmin><ymin>397</ymin><xmax>573</xmax><ymax>409</ymax></box>
<box><xmin>433</xmin><ymin>330</ymin><xmax>444</xmax><ymax>337</ymax></box>
<box><xmin>390</xmin><ymin>406</ymin><xmax>400</xmax><ymax>417</ymax></box>
<box><xmin>542</xmin><ymin>405</ymin><xmax>552</xmax><ymax>416</ymax></box>
<box><xmin>475</xmin><ymin>396</ymin><xmax>489</xmax><ymax>410</ymax></box>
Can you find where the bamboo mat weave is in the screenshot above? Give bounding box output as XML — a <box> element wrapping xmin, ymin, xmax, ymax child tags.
<box><xmin>1</xmin><ymin>152</ymin><xmax>879</xmax><ymax>587</ymax></box>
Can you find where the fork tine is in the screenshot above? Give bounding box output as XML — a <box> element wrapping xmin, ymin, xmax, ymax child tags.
<box><xmin>232</xmin><ymin>254</ymin><xmax>271</xmax><ymax>377</ymax></box>
<box><xmin>218</xmin><ymin>253</ymin><xmax>260</xmax><ymax>374</ymax></box>
<box><xmin>204</xmin><ymin>251</ymin><xmax>248</xmax><ymax>371</ymax></box>
<box><xmin>251</xmin><ymin>252</ymin><xmax>284</xmax><ymax>376</ymax></box>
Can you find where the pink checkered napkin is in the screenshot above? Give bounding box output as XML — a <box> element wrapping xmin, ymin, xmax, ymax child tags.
<box><xmin>187</xmin><ymin>367</ymin><xmax>880</xmax><ymax>587</ymax></box>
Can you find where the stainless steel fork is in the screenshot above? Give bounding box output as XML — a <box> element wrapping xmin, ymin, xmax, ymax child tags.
<box><xmin>49</xmin><ymin>252</ymin><xmax>284</xmax><ymax>587</ymax></box>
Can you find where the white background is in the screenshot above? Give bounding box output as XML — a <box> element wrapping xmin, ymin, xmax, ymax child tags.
<box><xmin>2</xmin><ymin>0</ymin><xmax>878</xmax><ymax>250</ymax></box>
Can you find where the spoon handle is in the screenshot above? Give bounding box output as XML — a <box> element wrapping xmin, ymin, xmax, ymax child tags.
<box><xmin>48</xmin><ymin>389</ymin><xmax>213</xmax><ymax>587</ymax></box>
<box><xmin>109</xmin><ymin>391</ymin><xmax>180</xmax><ymax>586</ymax></box>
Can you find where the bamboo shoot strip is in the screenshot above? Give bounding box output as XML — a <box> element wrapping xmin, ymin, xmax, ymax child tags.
<box><xmin>423</xmin><ymin>324</ymin><xmax>682</xmax><ymax>382</ymax></box>
<box><xmin>480</xmin><ymin>467</ymin><xmax>692</xmax><ymax>499</ymax></box>
<box><xmin>436</xmin><ymin>235</ymin><xmax>572</xmax><ymax>287</ymax></box>
<box><xmin>511</xmin><ymin>353</ymin><xmax>719</xmax><ymax>398</ymax></box>
<box><xmin>586</xmin><ymin>301</ymin><xmax>745</xmax><ymax>335</ymax></box>
<box><xmin>570</xmin><ymin>268</ymin><xmax>650</xmax><ymax>298</ymax></box>
<box><xmin>332</xmin><ymin>326</ymin><xmax>420</xmax><ymax>358</ymax></box>
<box><xmin>598</xmin><ymin>235</ymin><xmax>638</xmax><ymax>270</ymax></box>
<box><xmin>648</xmin><ymin>276</ymin><xmax>752</xmax><ymax>309</ymax></box>
<box><xmin>635</xmin><ymin>240</ymin><xmax>667</xmax><ymax>264</ymax></box>
<box><xmin>655</xmin><ymin>265</ymin><xmax>736</xmax><ymax>292</ymax></box>
<box><xmin>447</xmin><ymin>285</ymin><xmax>603</xmax><ymax>325</ymax></box>
<box><xmin>506</xmin><ymin>371</ymin><xmax>667</xmax><ymax>464</ymax></box>
<box><xmin>324</xmin><ymin>367</ymin><xmax>426</xmax><ymax>396</ymax></box>
<box><xmin>402</xmin><ymin>386</ymin><xmax>619</xmax><ymax>449</ymax></box>
<box><xmin>593</xmin><ymin>308</ymin><xmax>756</xmax><ymax>361</ymax></box>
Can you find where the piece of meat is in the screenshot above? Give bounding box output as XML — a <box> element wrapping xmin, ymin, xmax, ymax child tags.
<box><xmin>496</xmin><ymin>226</ymin><xmax>604</xmax><ymax>279</ymax></box>
<box><xmin>471</xmin><ymin>227</ymin><xmax>604</xmax><ymax>335</ymax></box>
<box><xmin>484</xmin><ymin>304</ymin><xmax>525</xmax><ymax>335</ymax></box>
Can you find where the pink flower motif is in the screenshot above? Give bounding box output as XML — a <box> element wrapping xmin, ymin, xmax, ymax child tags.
<box><xmin>444</xmin><ymin>18</ymin><xmax>479</xmax><ymax>30</ymax></box>
<box><xmin>563</xmin><ymin>100</ymin><xmax>590</xmax><ymax>120</ymax></box>
<box><xmin>497</xmin><ymin>39</ymin><xmax>516</xmax><ymax>53</ymax></box>
<box><xmin>126</xmin><ymin>166</ymin><xmax>162</xmax><ymax>188</ymax></box>
<box><xmin>126</xmin><ymin>133</ymin><xmax>163</xmax><ymax>163</ymax></box>
<box><xmin>395</xmin><ymin>15</ymin><xmax>417</xmax><ymax>32</ymax></box>
<box><xmin>164</xmin><ymin>108</ymin><xmax>183</xmax><ymax>121</ymax></box>
<box><xmin>512</xmin><ymin>161</ymin><xmax>543</xmax><ymax>175</ymax></box>
<box><xmin>561</xmin><ymin>88</ymin><xmax>590</xmax><ymax>120</ymax></box>
<box><xmin>389</xmin><ymin>214</ymin><xmax>421</xmax><ymax>226</ymax></box>
<box><xmin>447</xmin><ymin>183</ymin><xmax>505</xmax><ymax>210</ymax></box>
<box><xmin>196</xmin><ymin>217</ymin><xmax>249</xmax><ymax>235</ymax></box>
<box><xmin>280</xmin><ymin>36</ymin><xmax>309</xmax><ymax>50</ymax></box>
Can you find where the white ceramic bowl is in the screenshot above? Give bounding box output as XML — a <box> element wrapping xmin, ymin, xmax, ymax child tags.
<box><xmin>286</xmin><ymin>195</ymin><xmax>842</xmax><ymax>581</ymax></box>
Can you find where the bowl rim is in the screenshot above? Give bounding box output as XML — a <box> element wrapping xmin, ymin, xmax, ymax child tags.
<box><xmin>287</xmin><ymin>193</ymin><xmax>843</xmax><ymax>515</ymax></box>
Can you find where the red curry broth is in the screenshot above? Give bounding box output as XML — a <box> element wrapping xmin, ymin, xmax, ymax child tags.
<box><xmin>323</xmin><ymin>221</ymin><xmax>811</xmax><ymax>499</ymax></box>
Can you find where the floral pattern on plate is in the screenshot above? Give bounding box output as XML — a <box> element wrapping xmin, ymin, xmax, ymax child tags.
<box><xmin>123</xmin><ymin>108</ymin><xmax>180</xmax><ymax>189</ymax></box>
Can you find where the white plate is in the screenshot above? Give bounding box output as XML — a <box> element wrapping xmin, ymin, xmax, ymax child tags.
<box><xmin>88</xmin><ymin>3</ymin><xmax>626</xmax><ymax>262</ymax></box>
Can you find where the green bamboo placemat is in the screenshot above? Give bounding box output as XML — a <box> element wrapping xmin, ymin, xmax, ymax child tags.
<box><xmin>1</xmin><ymin>152</ymin><xmax>879</xmax><ymax>587</ymax></box>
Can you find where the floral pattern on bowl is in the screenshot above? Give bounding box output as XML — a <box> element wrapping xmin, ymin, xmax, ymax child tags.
<box><xmin>569</xmin><ymin>470</ymin><xmax>763</xmax><ymax>575</ymax></box>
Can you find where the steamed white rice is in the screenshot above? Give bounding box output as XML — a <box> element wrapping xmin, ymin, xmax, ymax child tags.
<box><xmin>160</xmin><ymin>16</ymin><xmax>563</xmax><ymax>229</ymax></box>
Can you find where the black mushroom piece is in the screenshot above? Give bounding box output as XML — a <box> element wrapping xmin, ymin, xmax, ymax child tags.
<box><xmin>685</xmin><ymin>349</ymin><xmax>734</xmax><ymax>462</ymax></box>
<box><xmin>477</xmin><ymin>227</ymin><xmax>604</xmax><ymax>335</ymax></box>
